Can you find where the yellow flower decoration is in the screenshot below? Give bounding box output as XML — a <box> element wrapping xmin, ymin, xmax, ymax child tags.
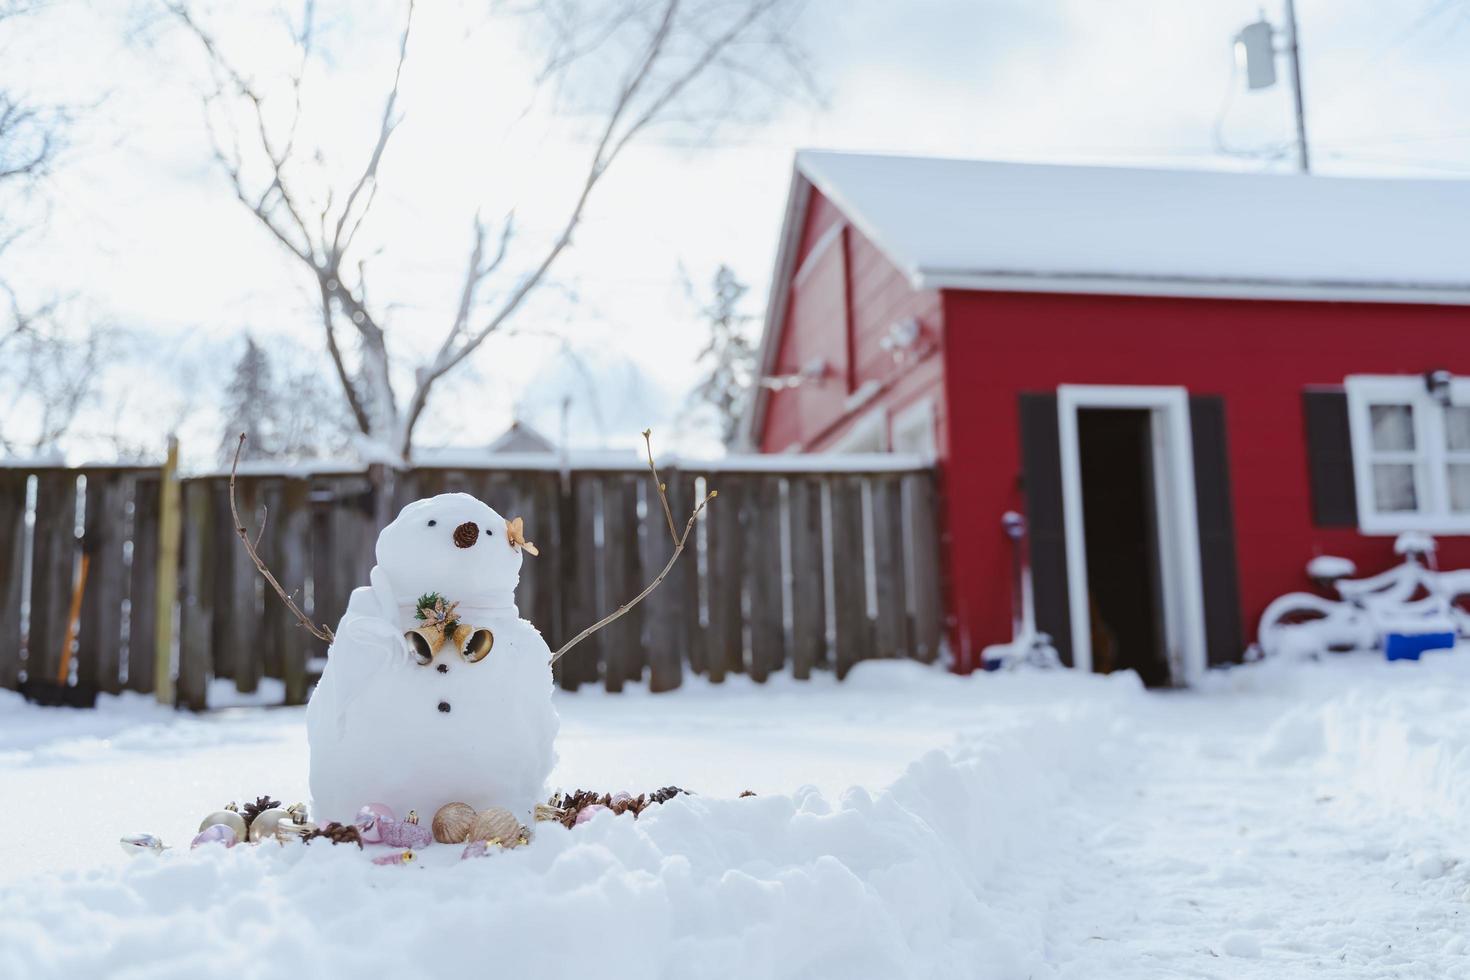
<box><xmin>505</xmin><ymin>516</ymin><xmax>539</xmax><ymax>556</ymax></box>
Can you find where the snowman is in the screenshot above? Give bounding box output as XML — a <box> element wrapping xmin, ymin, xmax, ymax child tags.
<box><xmin>306</xmin><ymin>492</ymin><xmax>558</xmax><ymax>824</ymax></box>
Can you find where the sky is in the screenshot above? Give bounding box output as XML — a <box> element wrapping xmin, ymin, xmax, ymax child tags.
<box><xmin>3</xmin><ymin>0</ymin><xmax>1470</xmax><ymax>465</ymax></box>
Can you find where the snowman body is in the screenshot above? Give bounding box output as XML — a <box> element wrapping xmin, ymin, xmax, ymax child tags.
<box><xmin>306</xmin><ymin>493</ymin><xmax>558</xmax><ymax>824</ymax></box>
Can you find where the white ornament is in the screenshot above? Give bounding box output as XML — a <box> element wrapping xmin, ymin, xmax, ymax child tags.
<box><xmin>306</xmin><ymin>493</ymin><xmax>559</xmax><ymax>824</ymax></box>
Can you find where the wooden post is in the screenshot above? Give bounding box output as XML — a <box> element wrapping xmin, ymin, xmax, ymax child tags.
<box><xmin>154</xmin><ymin>438</ymin><xmax>182</xmax><ymax>705</ymax></box>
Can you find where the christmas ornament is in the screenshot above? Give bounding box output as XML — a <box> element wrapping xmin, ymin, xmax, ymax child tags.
<box><xmin>198</xmin><ymin>807</ymin><xmax>248</xmax><ymax>841</ymax></box>
<box><xmin>191</xmin><ymin>824</ymin><xmax>239</xmax><ymax>848</ymax></box>
<box><xmin>355</xmin><ymin>803</ymin><xmax>395</xmax><ymax>844</ymax></box>
<box><xmin>573</xmin><ymin>804</ymin><xmax>609</xmax><ymax>826</ymax></box>
<box><xmin>119</xmin><ymin>833</ymin><xmax>166</xmax><ymax>856</ymax></box>
<box><xmin>306</xmin><ymin>492</ymin><xmax>559</xmax><ymax>825</ymax></box>
<box><xmin>467</xmin><ymin>806</ymin><xmax>521</xmax><ymax>844</ymax></box>
<box><xmin>460</xmin><ymin>839</ymin><xmax>492</xmax><ymax>860</ymax></box>
<box><xmin>372</xmin><ymin>850</ymin><xmax>416</xmax><ymax>866</ymax></box>
<box><xmin>432</xmin><ymin>802</ymin><xmax>477</xmax><ymax>844</ymax></box>
<box><xmin>247</xmin><ymin>807</ymin><xmax>294</xmax><ymax>844</ymax></box>
<box><xmin>377</xmin><ymin>812</ymin><xmax>433</xmax><ymax>848</ymax></box>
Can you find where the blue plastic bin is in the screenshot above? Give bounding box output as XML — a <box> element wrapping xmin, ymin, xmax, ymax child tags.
<box><xmin>1383</xmin><ymin>631</ymin><xmax>1456</xmax><ymax>662</ymax></box>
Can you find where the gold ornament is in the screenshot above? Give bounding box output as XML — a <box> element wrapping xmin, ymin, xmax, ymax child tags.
<box><xmin>247</xmin><ymin>807</ymin><xmax>293</xmax><ymax>843</ymax></box>
<box><xmin>199</xmin><ymin>809</ymin><xmax>249</xmax><ymax>841</ymax></box>
<box><xmin>455</xmin><ymin>624</ymin><xmax>494</xmax><ymax>663</ymax></box>
<box><xmin>468</xmin><ymin>807</ymin><xmax>521</xmax><ymax>845</ymax></box>
<box><xmin>505</xmin><ymin>517</ymin><xmax>538</xmax><ymax>556</ymax></box>
<box><xmin>432</xmin><ymin>802</ymin><xmax>477</xmax><ymax>844</ymax></box>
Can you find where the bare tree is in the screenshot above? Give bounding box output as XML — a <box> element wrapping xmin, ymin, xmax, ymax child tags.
<box><xmin>166</xmin><ymin>0</ymin><xmax>811</xmax><ymax>461</ymax></box>
<box><xmin>0</xmin><ymin>2</ymin><xmax>97</xmax><ymax>456</ymax></box>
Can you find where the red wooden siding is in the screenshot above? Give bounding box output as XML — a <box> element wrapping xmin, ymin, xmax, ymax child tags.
<box><xmin>760</xmin><ymin>189</ymin><xmax>946</xmax><ymax>454</ymax></box>
<box><xmin>940</xmin><ymin>289</ymin><xmax>1470</xmax><ymax>671</ymax></box>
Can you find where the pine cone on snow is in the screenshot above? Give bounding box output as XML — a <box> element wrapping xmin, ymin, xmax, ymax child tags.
<box><xmin>241</xmin><ymin>795</ymin><xmax>283</xmax><ymax>830</ymax></box>
<box><xmin>303</xmin><ymin>822</ymin><xmax>364</xmax><ymax>848</ymax></box>
<box><xmin>647</xmin><ymin>786</ymin><xmax>687</xmax><ymax>805</ymax></box>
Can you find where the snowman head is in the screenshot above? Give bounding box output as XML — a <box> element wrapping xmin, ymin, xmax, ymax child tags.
<box><xmin>375</xmin><ymin>492</ymin><xmax>526</xmax><ymax>604</ymax></box>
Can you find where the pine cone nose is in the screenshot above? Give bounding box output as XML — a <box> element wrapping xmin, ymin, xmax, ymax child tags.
<box><xmin>453</xmin><ymin>521</ymin><xmax>479</xmax><ymax>548</ymax></box>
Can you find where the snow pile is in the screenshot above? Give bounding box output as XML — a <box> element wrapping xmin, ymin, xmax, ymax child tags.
<box><xmin>5</xmin><ymin>655</ymin><xmax>1470</xmax><ymax>977</ymax></box>
<box><xmin>0</xmin><ymin>664</ymin><xmax>1137</xmax><ymax>979</ymax></box>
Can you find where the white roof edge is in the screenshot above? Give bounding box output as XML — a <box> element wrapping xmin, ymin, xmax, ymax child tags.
<box><xmin>917</xmin><ymin>269</ymin><xmax>1470</xmax><ymax>305</ymax></box>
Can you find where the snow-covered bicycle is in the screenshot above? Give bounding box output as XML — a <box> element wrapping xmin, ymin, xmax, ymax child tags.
<box><xmin>1255</xmin><ymin>532</ymin><xmax>1470</xmax><ymax>659</ymax></box>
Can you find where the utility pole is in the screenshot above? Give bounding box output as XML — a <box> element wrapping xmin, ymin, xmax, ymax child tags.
<box><xmin>1283</xmin><ymin>0</ymin><xmax>1310</xmax><ymax>173</ymax></box>
<box><xmin>1235</xmin><ymin>3</ymin><xmax>1311</xmax><ymax>173</ymax></box>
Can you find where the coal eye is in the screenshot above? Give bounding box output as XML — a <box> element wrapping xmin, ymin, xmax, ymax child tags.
<box><xmin>427</xmin><ymin>520</ymin><xmax>437</xmax><ymax>527</ymax></box>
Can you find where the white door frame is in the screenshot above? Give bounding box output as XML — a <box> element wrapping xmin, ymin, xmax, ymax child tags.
<box><xmin>1057</xmin><ymin>385</ymin><xmax>1208</xmax><ymax>685</ymax></box>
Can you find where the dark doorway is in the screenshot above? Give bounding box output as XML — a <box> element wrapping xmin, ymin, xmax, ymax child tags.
<box><xmin>1077</xmin><ymin>409</ymin><xmax>1169</xmax><ymax>686</ymax></box>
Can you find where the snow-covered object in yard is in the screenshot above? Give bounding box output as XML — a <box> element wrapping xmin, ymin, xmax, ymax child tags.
<box><xmin>306</xmin><ymin>492</ymin><xmax>558</xmax><ymax>823</ymax></box>
<box><xmin>1258</xmin><ymin>541</ymin><xmax>1470</xmax><ymax>658</ymax></box>
<box><xmin>1305</xmin><ymin>555</ymin><xmax>1356</xmax><ymax>582</ymax></box>
<box><xmin>792</xmin><ymin>150</ymin><xmax>1470</xmax><ymax>301</ymax></box>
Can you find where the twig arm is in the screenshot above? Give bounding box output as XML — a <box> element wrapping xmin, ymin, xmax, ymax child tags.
<box><xmin>550</xmin><ymin>430</ymin><xmax>713</xmax><ymax>665</ymax></box>
<box><xmin>229</xmin><ymin>433</ymin><xmax>335</xmax><ymax>644</ymax></box>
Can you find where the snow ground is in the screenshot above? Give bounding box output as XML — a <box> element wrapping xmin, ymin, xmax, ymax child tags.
<box><xmin>2</xmin><ymin>653</ymin><xmax>1469</xmax><ymax>978</ymax></box>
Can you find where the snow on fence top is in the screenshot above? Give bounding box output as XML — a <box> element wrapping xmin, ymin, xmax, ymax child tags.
<box><xmin>169</xmin><ymin>451</ymin><xmax>935</xmax><ymax>479</ymax></box>
<box><xmin>795</xmin><ymin>150</ymin><xmax>1470</xmax><ymax>303</ymax></box>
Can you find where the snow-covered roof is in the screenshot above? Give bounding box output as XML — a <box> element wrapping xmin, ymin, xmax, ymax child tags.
<box><xmin>738</xmin><ymin>151</ymin><xmax>1470</xmax><ymax>450</ymax></box>
<box><xmin>795</xmin><ymin>150</ymin><xmax>1470</xmax><ymax>302</ymax></box>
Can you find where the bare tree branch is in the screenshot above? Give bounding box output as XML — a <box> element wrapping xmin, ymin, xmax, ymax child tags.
<box><xmin>229</xmin><ymin>433</ymin><xmax>335</xmax><ymax>643</ymax></box>
<box><xmin>551</xmin><ymin>430</ymin><xmax>712</xmax><ymax>664</ymax></box>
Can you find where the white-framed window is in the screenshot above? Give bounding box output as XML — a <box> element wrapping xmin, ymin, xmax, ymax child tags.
<box><xmin>1345</xmin><ymin>374</ymin><xmax>1470</xmax><ymax>533</ymax></box>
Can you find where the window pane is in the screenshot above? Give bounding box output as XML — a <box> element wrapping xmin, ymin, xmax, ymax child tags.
<box><xmin>1447</xmin><ymin>406</ymin><xmax>1470</xmax><ymax>452</ymax></box>
<box><xmin>1369</xmin><ymin>404</ymin><xmax>1415</xmax><ymax>451</ymax></box>
<box><xmin>1371</xmin><ymin>463</ymin><xmax>1418</xmax><ymax>512</ymax></box>
<box><xmin>1451</xmin><ymin>464</ymin><xmax>1470</xmax><ymax>513</ymax></box>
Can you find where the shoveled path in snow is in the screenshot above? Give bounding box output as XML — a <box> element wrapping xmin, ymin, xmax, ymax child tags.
<box><xmin>2</xmin><ymin>656</ymin><xmax>1468</xmax><ymax>977</ymax></box>
<box><xmin>1022</xmin><ymin>671</ymin><xmax>1469</xmax><ymax>978</ymax></box>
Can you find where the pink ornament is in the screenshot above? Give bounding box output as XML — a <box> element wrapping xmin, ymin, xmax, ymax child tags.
<box><xmin>378</xmin><ymin>816</ymin><xmax>433</xmax><ymax>849</ymax></box>
<box><xmin>372</xmin><ymin>850</ymin><xmax>416</xmax><ymax>866</ymax></box>
<box><xmin>355</xmin><ymin>803</ymin><xmax>396</xmax><ymax>844</ymax></box>
<box><xmin>190</xmin><ymin>823</ymin><xmax>239</xmax><ymax>849</ymax></box>
<box><xmin>573</xmin><ymin>804</ymin><xmax>609</xmax><ymax>826</ymax></box>
<box><xmin>460</xmin><ymin>840</ymin><xmax>491</xmax><ymax>860</ymax></box>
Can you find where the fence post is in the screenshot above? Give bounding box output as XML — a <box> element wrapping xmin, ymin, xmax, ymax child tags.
<box><xmin>154</xmin><ymin>437</ymin><xmax>181</xmax><ymax>705</ymax></box>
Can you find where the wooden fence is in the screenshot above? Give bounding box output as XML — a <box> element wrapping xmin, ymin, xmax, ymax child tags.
<box><xmin>0</xmin><ymin>457</ymin><xmax>944</xmax><ymax>709</ymax></box>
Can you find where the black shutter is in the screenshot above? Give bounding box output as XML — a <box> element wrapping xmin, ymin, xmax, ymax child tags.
<box><xmin>1189</xmin><ymin>396</ymin><xmax>1244</xmax><ymax>666</ymax></box>
<box><xmin>1302</xmin><ymin>389</ymin><xmax>1358</xmax><ymax>527</ymax></box>
<box><xmin>1018</xmin><ymin>393</ymin><xmax>1073</xmax><ymax>667</ymax></box>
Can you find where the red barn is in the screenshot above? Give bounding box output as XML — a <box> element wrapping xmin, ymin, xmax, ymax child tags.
<box><xmin>742</xmin><ymin>151</ymin><xmax>1470</xmax><ymax>685</ymax></box>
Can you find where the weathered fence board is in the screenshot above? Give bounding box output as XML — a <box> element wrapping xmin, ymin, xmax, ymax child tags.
<box><xmin>127</xmin><ymin>477</ymin><xmax>161</xmax><ymax>693</ymax></box>
<box><xmin>0</xmin><ymin>471</ymin><xmax>26</xmax><ymax>690</ymax></box>
<box><xmin>0</xmin><ymin>458</ymin><xmax>944</xmax><ymax>707</ymax></box>
<box><xmin>78</xmin><ymin>471</ymin><xmax>128</xmax><ymax>693</ymax></box>
<box><xmin>177</xmin><ymin>479</ymin><xmax>213</xmax><ymax>710</ymax></box>
<box><xmin>29</xmin><ymin>472</ymin><xmax>77</xmax><ymax>686</ymax></box>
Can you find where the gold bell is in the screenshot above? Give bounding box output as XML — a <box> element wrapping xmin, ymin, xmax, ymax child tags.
<box><xmin>404</xmin><ymin>624</ymin><xmax>449</xmax><ymax>664</ymax></box>
<box><xmin>452</xmin><ymin>623</ymin><xmax>494</xmax><ymax>663</ymax></box>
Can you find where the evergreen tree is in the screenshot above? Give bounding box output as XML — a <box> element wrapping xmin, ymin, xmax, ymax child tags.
<box><xmin>690</xmin><ymin>265</ymin><xmax>757</xmax><ymax>446</ymax></box>
<box><xmin>220</xmin><ymin>335</ymin><xmax>275</xmax><ymax>462</ymax></box>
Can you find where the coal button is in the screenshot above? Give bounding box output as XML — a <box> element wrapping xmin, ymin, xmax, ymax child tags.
<box><xmin>437</xmin><ymin>701</ymin><xmax>451</xmax><ymax>713</ymax></box>
<box><xmin>436</xmin><ymin>664</ymin><xmax>448</xmax><ymax>674</ymax></box>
